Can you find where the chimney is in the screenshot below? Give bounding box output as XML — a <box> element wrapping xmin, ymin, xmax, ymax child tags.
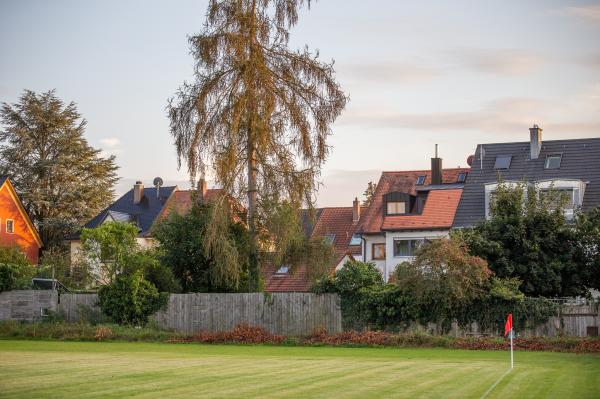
<box><xmin>431</xmin><ymin>144</ymin><xmax>443</xmax><ymax>185</ymax></box>
<box><xmin>352</xmin><ymin>197</ymin><xmax>360</xmax><ymax>222</ymax></box>
<box><xmin>529</xmin><ymin>124</ymin><xmax>542</xmax><ymax>159</ymax></box>
<box><xmin>198</xmin><ymin>178</ymin><xmax>208</xmax><ymax>201</ymax></box>
<box><xmin>133</xmin><ymin>181</ymin><xmax>144</xmax><ymax>204</ymax></box>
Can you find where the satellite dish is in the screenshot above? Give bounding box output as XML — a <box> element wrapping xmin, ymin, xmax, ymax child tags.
<box><xmin>153</xmin><ymin>177</ymin><xmax>164</xmax><ymax>199</ymax></box>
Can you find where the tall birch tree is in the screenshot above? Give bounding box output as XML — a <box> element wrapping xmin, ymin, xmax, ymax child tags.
<box><xmin>168</xmin><ymin>0</ymin><xmax>347</xmax><ymax>290</ymax></box>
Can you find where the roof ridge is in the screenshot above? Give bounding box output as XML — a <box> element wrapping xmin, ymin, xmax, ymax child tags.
<box><xmin>382</xmin><ymin>167</ymin><xmax>470</xmax><ymax>174</ymax></box>
<box><xmin>477</xmin><ymin>137</ymin><xmax>600</xmax><ymax>146</ymax></box>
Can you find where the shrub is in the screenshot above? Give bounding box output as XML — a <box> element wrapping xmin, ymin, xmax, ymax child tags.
<box><xmin>97</xmin><ymin>272</ymin><xmax>169</xmax><ymax>325</ymax></box>
<box><xmin>0</xmin><ymin>246</ymin><xmax>36</xmax><ymax>290</ymax></box>
<box><xmin>177</xmin><ymin>324</ymin><xmax>285</xmax><ymax>345</ymax></box>
<box><xmin>94</xmin><ymin>326</ymin><xmax>113</xmax><ymax>341</ymax></box>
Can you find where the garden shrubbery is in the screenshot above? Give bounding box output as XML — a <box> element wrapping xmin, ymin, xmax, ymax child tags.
<box><xmin>0</xmin><ymin>247</ymin><xmax>36</xmax><ymax>292</ymax></box>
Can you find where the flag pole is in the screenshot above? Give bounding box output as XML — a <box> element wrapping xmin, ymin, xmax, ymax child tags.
<box><xmin>510</xmin><ymin>329</ymin><xmax>514</xmax><ymax>369</ymax></box>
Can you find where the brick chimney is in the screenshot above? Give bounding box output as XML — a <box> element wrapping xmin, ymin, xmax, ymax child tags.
<box><xmin>530</xmin><ymin>124</ymin><xmax>542</xmax><ymax>160</ymax></box>
<box><xmin>133</xmin><ymin>181</ymin><xmax>144</xmax><ymax>204</ymax></box>
<box><xmin>198</xmin><ymin>178</ymin><xmax>208</xmax><ymax>201</ymax></box>
<box><xmin>352</xmin><ymin>197</ymin><xmax>360</xmax><ymax>222</ymax></box>
<box><xmin>431</xmin><ymin>144</ymin><xmax>443</xmax><ymax>185</ymax></box>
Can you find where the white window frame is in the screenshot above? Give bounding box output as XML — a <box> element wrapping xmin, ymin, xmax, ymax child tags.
<box><xmin>393</xmin><ymin>238</ymin><xmax>425</xmax><ymax>258</ymax></box>
<box><xmin>6</xmin><ymin>219</ymin><xmax>14</xmax><ymax>234</ymax></box>
<box><xmin>484</xmin><ymin>179</ymin><xmax>586</xmax><ymax>220</ymax></box>
<box><xmin>387</xmin><ymin>201</ymin><xmax>406</xmax><ymax>215</ymax></box>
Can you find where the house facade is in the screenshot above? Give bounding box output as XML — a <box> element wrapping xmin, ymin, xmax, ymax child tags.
<box><xmin>262</xmin><ymin>201</ymin><xmax>363</xmax><ymax>292</ymax></box>
<box><xmin>69</xmin><ymin>179</ymin><xmax>222</xmax><ymax>263</ymax></box>
<box><xmin>356</xmin><ymin>155</ymin><xmax>469</xmax><ymax>281</ymax></box>
<box><xmin>453</xmin><ymin>126</ymin><xmax>600</xmax><ymax>227</ymax></box>
<box><xmin>0</xmin><ymin>176</ymin><xmax>43</xmax><ymax>264</ymax></box>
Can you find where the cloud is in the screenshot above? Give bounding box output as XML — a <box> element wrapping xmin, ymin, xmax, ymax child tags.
<box><xmin>449</xmin><ymin>48</ymin><xmax>546</xmax><ymax>76</ymax></box>
<box><xmin>339</xmin><ymin>62</ymin><xmax>440</xmax><ymax>85</ymax></box>
<box><xmin>100</xmin><ymin>137</ymin><xmax>121</xmax><ymax>148</ymax></box>
<box><xmin>337</xmin><ymin>96</ymin><xmax>600</xmax><ymax>134</ymax></box>
<box><xmin>552</xmin><ymin>5</ymin><xmax>600</xmax><ymax>23</ymax></box>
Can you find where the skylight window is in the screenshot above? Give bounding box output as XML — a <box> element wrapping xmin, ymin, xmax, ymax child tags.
<box><xmin>457</xmin><ymin>172</ymin><xmax>467</xmax><ymax>183</ymax></box>
<box><xmin>545</xmin><ymin>154</ymin><xmax>562</xmax><ymax>169</ymax></box>
<box><xmin>349</xmin><ymin>234</ymin><xmax>361</xmax><ymax>246</ymax></box>
<box><xmin>416</xmin><ymin>175</ymin><xmax>426</xmax><ymax>185</ymax></box>
<box><xmin>275</xmin><ymin>265</ymin><xmax>289</xmax><ymax>274</ymax></box>
<box><xmin>494</xmin><ymin>155</ymin><xmax>512</xmax><ymax>170</ymax></box>
<box><xmin>324</xmin><ymin>234</ymin><xmax>336</xmax><ymax>245</ymax></box>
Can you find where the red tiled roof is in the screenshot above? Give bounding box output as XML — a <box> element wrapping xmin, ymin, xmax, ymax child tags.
<box><xmin>263</xmin><ymin>206</ymin><xmax>362</xmax><ymax>292</ymax></box>
<box><xmin>381</xmin><ymin>189</ymin><xmax>463</xmax><ymax>230</ymax></box>
<box><xmin>160</xmin><ymin>189</ymin><xmax>225</xmax><ymax>219</ymax></box>
<box><xmin>358</xmin><ymin>168</ymin><xmax>469</xmax><ymax>234</ymax></box>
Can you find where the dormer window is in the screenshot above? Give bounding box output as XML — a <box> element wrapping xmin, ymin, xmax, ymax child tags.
<box><xmin>383</xmin><ymin>192</ymin><xmax>415</xmax><ymax>215</ymax></box>
<box><xmin>387</xmin><ymin>201</ymin><xmax>406</xmax><ymax>215</ymax></box>
<box><xmin>494</xmin><ymin>155</ymin><xmax>512</xmax><ymax>170</ymax></box>
<box><xmin>416</xmin><ymin>175</ymin><xmax>426</xmax><ymax>185</ymax></box>
<box><xmin>545</xmin><ymin>154</ymin><xmax>562</xmax><ymax>169</ymax></box>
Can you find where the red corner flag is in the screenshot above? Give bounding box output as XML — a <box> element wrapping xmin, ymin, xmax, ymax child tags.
<box><xmin>504</xmin><ymin>313</ymin><xmax>513</xmax><ymax>336</ymax></box>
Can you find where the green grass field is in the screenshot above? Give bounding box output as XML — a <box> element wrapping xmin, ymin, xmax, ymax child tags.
<box><xmin>0</xmin><ymin>340</ymin><xmax>598</xmax><ymax>399</ymax></box>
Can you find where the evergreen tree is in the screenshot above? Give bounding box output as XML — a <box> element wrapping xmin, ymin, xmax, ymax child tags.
<box><xmin>0</xmin><ymin>90</ymin><xmax>119</xmax><ymax>248</ymax></box>
<box><xmin>362</xmin><ymin>181</ymin><xmax>377</xmax><ymax>207</ymax></box>
<box><xmin>168</xmin><ymin>0</ymin><xmax>347</xmax><ymax>290</ymax></box>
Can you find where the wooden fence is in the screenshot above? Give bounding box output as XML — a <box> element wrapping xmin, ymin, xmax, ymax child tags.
<box><xmin>55</xmin><ymin>292</ymin><xmax>342</xmax><ymax>335</ymax></box>
<box><xmin>1</xmin><ymin>290</ymin><xmax>598</xmax><ymax>337</ymax></box>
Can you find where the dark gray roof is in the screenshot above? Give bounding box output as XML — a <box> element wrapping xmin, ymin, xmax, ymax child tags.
<box><xmin>416</xmin><ymin>183</ymin><xmax>465</xmax><ymax>191</ymax></box>
<box><xmin>0</xmin><ymin>176</ymin><xmax>7</xmax><ymax>187</ymax></box>
<box><xmin>71</xmin><ymin>186</ymin><xmax>177</xmax><ymax>239</ymax></box>
<box><xmin>454</xmin><ymin>137</ymin><xmax>600</xmax><ymax>228</ymax></box>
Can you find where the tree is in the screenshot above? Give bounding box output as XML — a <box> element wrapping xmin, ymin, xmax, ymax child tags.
<box><xmin>573</xmin><ymin>207</ymin><xmax>600</xmax><ymax>291</ymax></box>
<box><xmin>460</xmin><ymin>181</ymin><xmax>585</xmax><ymax>297</ymax></box>
<box><xmin>80</xmin><ymin>222</ymin><xmax>139</xmax><ymax>284</ymax></box>
<box><xmin>0</xmin><ymin>246</ymin><xmax>36</xmax><ymax>291</ymax></box>
<box><xmin>152</xmin><ymin>200</ymin><xmax>250</xmax><ymax>292</ymax></box>
<box><xmin>168</xmin><ymin>0</ymin><xmax>347</xmax><ymax>290</ymax></box>
<box><xmin>0</xmin><ymin>90</ymin><xmax>119</xmax><ymax>248</ymax></box>
<box><xmin>362</xmin><ymin>181</ymin><xmax>377</xmax><ymax>207</ymax></box>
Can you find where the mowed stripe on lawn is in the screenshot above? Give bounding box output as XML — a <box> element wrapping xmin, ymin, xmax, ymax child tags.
<box><xmin>0</xmin><ymin>340</ymin><xmax>598</xmax><ymax>399</ymax></box>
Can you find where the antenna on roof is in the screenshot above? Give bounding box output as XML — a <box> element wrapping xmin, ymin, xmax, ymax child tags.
<box><xmin>153</xmin><ymin>177</ymin><xmax>163</xmax><ymax>198</ymax></box>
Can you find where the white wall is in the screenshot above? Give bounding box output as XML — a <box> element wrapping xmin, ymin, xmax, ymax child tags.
<box><xmin>362</xmin><ymin>230</ymin><xmax>450</xmax><ymax>281</ymax></box>
<box><xmin>384</xmin><ymin>230</ymin><xmax>449</xmax><ymax>281</ymax></box>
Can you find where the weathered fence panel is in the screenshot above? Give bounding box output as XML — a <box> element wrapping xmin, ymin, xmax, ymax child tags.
<box><xmin>50</xmin><ymin>292</ymin><xmax>341</xmax><ymax>335</ymax></box>
<box><xmin>0</xmin><ymin>290</ymin><xmax>57</xmax><ymax>322</ymax></box>
<box><xmin>154</xmin><ymin>293</ymin><xmax>341</xmax><ymax>335</ymax></box>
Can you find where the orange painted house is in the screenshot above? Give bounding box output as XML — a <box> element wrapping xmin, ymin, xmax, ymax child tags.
<box><xmin>0</xmin><ymin>176</ymin><xmax>42</xmax><ymax>264</ymax></box>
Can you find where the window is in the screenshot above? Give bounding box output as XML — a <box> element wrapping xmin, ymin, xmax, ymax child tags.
<box><xmin>416</xmin><ymin>175</ymin><xmax>426</xmax><ymax>185</ymax></box>
<box><xmin>324</xmin><ymin>234</ymin><xmax>336</xmax><ymax>245</ymax></box>
<box><xmin>6</xmin><ymin>219</ymin><xmax>14</xmax><ymax>234</ymax></box>
<box><xmin>539</xmin><ymin>188</ymin><xmax>574</xmax><ymax>210</ymax></box>
<box><xmin>457</xmin><ymin>172</ymin><xmax>467</xmax><ymax>183</ymax></box>
<box><xmin>545</xmin><ymin>154</ymin><xmax>562</xmax><ymax>169</ymax></box>
<box><xmin>372</xmin><ymin>243</ymin><xmax>386</xmax><ymax>260</ymax></box>
<box><xmin>349</xmin><ymin>234</ymin><xmax>362</xmax><ymax>246</ymax></box>
<box><xmin>275</xmin><ymin>265</ymin><xmax>289</xmax><ymax>274</ymax></box>
<box><xmin>393</xmin><ymin>239</ymin><xmax>424</xmax><ymax>257</ymax></box>
<box><xmin>387</xmin><ymin>201</ymin><xmax>406</xmax><ymax>215</ymax></box>
<box><xmin>494</xmin><ymin>155</ymin><xmax>512</xmax><ymax>170</ymax></box>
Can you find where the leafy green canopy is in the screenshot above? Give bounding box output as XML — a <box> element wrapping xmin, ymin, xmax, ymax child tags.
<box><xmin>152</xmin><ymin>199</ymin><xmax>250</xmax><ymax>292</ymax></box>
<box><xmin>460</xmin><ymin>181</ymin><xmax>593</xmax><ymax>297</ymax></box>
<box><xmin>0</xmin><ymin>90</ymin><xmax>118</xmax><ymax>248</ymax></box>
<box><xmin>0</xmin><ymin>246</ymin><xmax>36</xmax><ymax>292</ymax></box>
<box><xmin>168</xmin><ymin>0</ymin><xmax>347</xmax><ymax>289</ymax></box>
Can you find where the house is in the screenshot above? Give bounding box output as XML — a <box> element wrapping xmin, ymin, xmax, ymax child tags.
<box><xmin>0</xmin><ymin>176</ymin><xmax>43</xmax><ymax>264</ymax></box>
<box><xmin>262</xmin><ymin>200</ymin><xmax>363</xmax><ymax>292</ymax></box>
<box><xmin>69</xmin><ymin>179</ymin><xmax>222</xmax><ymax>263</ymax></box>
<box><xmin>453</xmin><ymin>125</ymin><xmax>600</xmax><ymax>227</ymax></box>
<box><xmin>356</xmin><ymin>151</ymin><xmax>470</xmax><ymax>281</ymax></box>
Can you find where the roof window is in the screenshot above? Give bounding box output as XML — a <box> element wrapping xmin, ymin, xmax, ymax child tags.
<box><xmin>494</xmin><ymin>155</ymin><xmax>512</xmax><ymax>170</ymax></box>
<box><xmin>349</xmin><ymin>234</ymin><xmax>362</xmax><ymax>246</ymax></box>
<box><xmin>324</xmin><ymin>234</ymin><xmax>336</xmax><ymax>245</ymax></box>
<box><xmin>457</xmin><ymin>172</ymin><xmax>467</xmax><ymax>183</ymax></box>
<box><xmin>275</xmin><ymin>265</ymin><xmax>289</xmax><ymax>274</ymax></box>
<box><xmin>545</xmin><ymin>154</ymin><xmax>562</xmax><ymax>169</ymax></box>
<box><xmin>416</xmin><ymin>175</ymin><xmax>426</xmax><ymax>185</ymax></box>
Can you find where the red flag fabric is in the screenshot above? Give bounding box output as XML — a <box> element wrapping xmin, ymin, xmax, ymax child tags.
<box><xmin>504</xmin><ymin>313</ymin><xmax>513</xmax><ymax>336</ymax></box>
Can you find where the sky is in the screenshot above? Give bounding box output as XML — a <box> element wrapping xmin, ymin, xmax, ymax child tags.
<box><xmin>1</xmin><ymin>0</ymin><xmax>599</xmax><ymax>207</ymax></box>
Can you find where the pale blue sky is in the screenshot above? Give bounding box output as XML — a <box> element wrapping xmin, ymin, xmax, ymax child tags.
<box><xmin>1</xmin><ymin>0</ymin><xmax>599</xmax><ymax>206</ymax></box>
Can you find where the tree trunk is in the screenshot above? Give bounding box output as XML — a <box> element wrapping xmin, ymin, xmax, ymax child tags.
<box><xmin>247</xmin><ymin>136</ymin><xmax>259</xmax><ymax>291</ymax></box>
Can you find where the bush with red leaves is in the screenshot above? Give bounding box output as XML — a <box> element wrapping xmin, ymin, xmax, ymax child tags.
<box><xmin>173</xmin><ymin>324</ymin><xmax>285</xmax><ymax>345</ymax></box>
